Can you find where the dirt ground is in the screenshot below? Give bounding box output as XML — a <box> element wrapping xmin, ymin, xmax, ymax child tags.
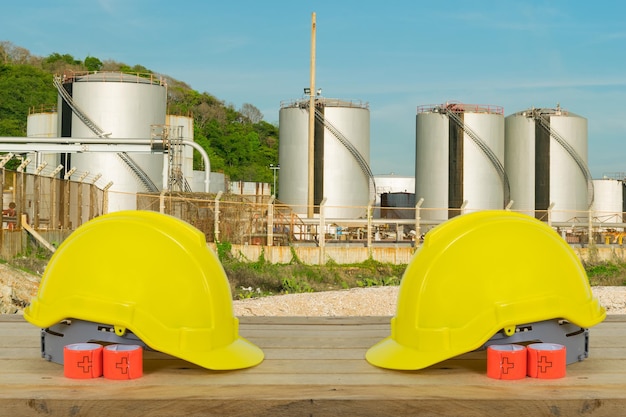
<box><xmin>0</xmin><ymin>262</ymin><xmax>41</xmax><ymax>314</ymax></box>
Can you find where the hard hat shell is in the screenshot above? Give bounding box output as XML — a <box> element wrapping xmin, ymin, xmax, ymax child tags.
<box><xmin>366</xmin><ymin>210</ymin><xmax>606</xmax><ymax>370</ymax></box>
<box><xmin>24</xmin><ymin>210</ymin><xmax>263</xmax><ymax>370</ymax></box>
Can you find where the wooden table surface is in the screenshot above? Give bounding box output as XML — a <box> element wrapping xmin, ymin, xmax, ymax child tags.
<box><xmin>1</xmin><ymin>314</ymin><xmax>625</xmax><ymax>417</ymax></box>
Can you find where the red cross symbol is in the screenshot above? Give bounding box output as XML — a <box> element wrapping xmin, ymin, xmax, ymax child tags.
<box><xmin>116</xmin><ymin>357</ymin><xmax>129</xmax><ymax>374</ymax></box>
<box><xmin>537</xmin><ymin>355</ymin><xmax>553</xmax><ymax>373</ymax></box>
<box><xmin>77</xmin><ymin>355</ymin><xmax>92</xmax><ymax>373</ymax></box>
<box><xmin>501</xmin><ymin>357</ymin><xmax>516</xmax><ymax>374</ymax></box>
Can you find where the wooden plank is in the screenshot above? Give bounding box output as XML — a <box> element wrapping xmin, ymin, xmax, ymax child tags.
<box><xmin>1</xmin><ymin>397</ymin><xmax>625</xmax><ymax>417</ymax></box>
<box><xmin>1</xmin><ymin>315</ymin><xmax>626</xmax><ymax>417</ymax></box>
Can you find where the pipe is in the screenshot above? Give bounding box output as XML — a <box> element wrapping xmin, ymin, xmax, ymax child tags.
<box><xmin>0</xmin><ymin>137</ymin><xmax>210</xmax><ymax>193</ymax></box>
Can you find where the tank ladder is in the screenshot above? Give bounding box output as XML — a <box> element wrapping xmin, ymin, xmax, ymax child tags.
<box><xmin>529</xmin><ymin>109</ymin><xmax>594</xmax><ymax>209</ymax></box>
<box><xmin>152</xmin><ymin>125</ymin><xmax>192</xmax><ymax>192</ymax></box>
<box><xmin>53</xmin><ymin>75</ymin><xmax>110</xmax><ymax>138</ymax></box>
<box><xmin>54</xmin><ymin>75</ymin><xmax>160</xmax><ymax>192</ymax></box>
<box><xmin>441</xmin><ymin>106</ymin><xmax>511</xmax><ymax>207</ymax></box>
<box><xmin>311</xmin><ymin>106</ymin><xmax>377</xmax><ymax>203</ymax></box>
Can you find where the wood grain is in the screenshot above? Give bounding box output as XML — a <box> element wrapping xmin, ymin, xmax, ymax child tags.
<box><xmin>1</xmin><ymin>314</ymin><xmax>625</xmax><ymax>416</ymax></box>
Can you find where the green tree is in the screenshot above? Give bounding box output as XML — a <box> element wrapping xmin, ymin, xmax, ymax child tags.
<box><xmin>0</xmin><ymin>64</ymin><xmax>56</xmax><ymax>136</ymax></box>
<box><xmin>84</xmin><ymin>56</ymin><xmax>103</xmax><ymax>71</ymax></box>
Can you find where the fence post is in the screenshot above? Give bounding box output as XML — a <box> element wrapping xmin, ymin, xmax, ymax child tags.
<box><xmin>89</xmin><ymin>173</ymin><xmax>102</xmax><ymax>220</ymax></box>
<box><xmin>415</xmin><ymin>197</ymin><xmax>424</xmax><ymax>246</ymax></box>
<box><xmin>214</xmin><ymin>191</ymin><xmax>223</xmax><ymax>243</ymax></box>
<box><xmin>547</xmin><ymin>202</ymin><xmax>555</xmax><ymax>227</ymax></box>
<box><xmin>267</xmin><ymin>196</ymin><xmax>275</xmax><ymax>247</ymax></box>
<box><xmin>367</xmin><ymin>199</ymin><xmax>374</xmax><ymax>257</ymax></box>
<box><xmin>77</xmin><ymin>171</ymin><xmax>89</xmax><ymax>227</ymax></box>
<box><xmin>17</xmin><ymin>158</ymin><xmax>30</xmax><ymax>229</ymax></box>
<box><xmin>587</xmin><ymin>206</ymin><xmax>595</xmax><ymax>243</ymax></box>
<box><xmin>319</xmin><ymin>198</ymin><xmax>327</xmax><ymax>265</ymax></box>
<box><xmin>102</xmin><ymin>182</ymin><xmax>113</xmax><ymax>215</ymax></box>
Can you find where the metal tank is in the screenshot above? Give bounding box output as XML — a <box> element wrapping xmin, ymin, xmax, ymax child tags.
<box><xmin>373</xmin><ymin>174</ymin><xmax>415</xmax><ymax>219</ymax></box>
<box><xmin>26</xmin><ymin>107</ymin><xmax>59</xmax><ymax>174</ymax></box>
<box><xmin>415</xmin><ymin>103</ymin><xmax>506</xmax><ymax>221</ymax></box>
<box><xmin>505</xmin><ymin>106</ymin><xmax>590</xmax><ymax>223</ymax></box>
<box><xmin>592</xmin><ymin>178</ymin><xmax>624</xmax><ymax>224</ymax></box>
<box><xmin>279</xmin><ymin>98</ymin><xmax>371</xmax><ymax>219</ymax></box>
<box><xmin>58</xmin><ymin>71</ymin><xmax>167</xmax><ymax>212</ymax></box>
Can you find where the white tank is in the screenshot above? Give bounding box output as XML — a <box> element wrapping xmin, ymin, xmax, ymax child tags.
<box><xmin>26</xmin><ymin>108</ymin><xmax>59</xmax><ymax>175</ymax></box>
<box><xmin>592</xmin><ymin>179</ymin><xmax>624</xmax><ymax>224</ymax></box>
<box><xmin>279</xmin><ymin>98</ymin><xmax>371</xmax><ymax>218</ymax></box>
<box><xmin>415</xmin><ymin>103</ymin><xmax>505</xmax><ymax>221</ymax></box>
<box><xmin>505</xmin><ymin>106</ymin><xmax>589</xmax><ymax>222</ymax></box>
<box><xmin>59</xmin><ymin>72</ymin><xmax>167</xmax><ymax>212</ymax></box>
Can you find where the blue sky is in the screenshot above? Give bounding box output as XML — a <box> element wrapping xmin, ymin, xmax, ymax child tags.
<box><xmin>2</xmin><ymin>0</ymin><xmax>625</xmax><ymax>178</ymax></box>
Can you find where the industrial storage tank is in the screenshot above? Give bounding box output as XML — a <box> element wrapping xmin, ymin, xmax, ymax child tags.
<box><xmin>415</xmin><ymin>102</ymin><xmax>506</xmax><ymax>221</ymax></box>
<box><xmin>57</xmin><ymin>71</ymin><xmax>167</xmax><ymax>212</ymax></box>
<box><xmin>505</xmin><ymin>105</ymin><xmax>591</xmax><ymax>223</ymax></box>
<box><xmin>592</xmin><ymin>177</ymin><xmax>625</xmax><ymax>224</ymax></box>
<box><xmin>279</xmin><ymin>97</ymin><xmax>372</xmax><ymax>219</ymax></box>
<box><xmin>373</xmin><ymin>174</ymin><xmax>415</xmax><ymax>219</ymax></box>
<box><xmin>26</xmin><ymin>106</ymin><xmax>59</xmax><ymax>174</ymax></box>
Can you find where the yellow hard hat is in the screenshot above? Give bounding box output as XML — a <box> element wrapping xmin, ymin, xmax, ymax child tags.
<box><xmin>24</xmin><ymin>210</ymin><xmax>263</xmax><ymax>370</ymax></box>
<box><xmin>366</xmin><ymin>210</ymin><xmax>606</xmax><ymax>370</ymax></box>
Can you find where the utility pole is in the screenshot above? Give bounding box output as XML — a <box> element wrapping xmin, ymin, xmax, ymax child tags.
<box><xmin>307</xmin><ymin>12</ymin><xmax>316</xmax><ymax>218</ymax></box>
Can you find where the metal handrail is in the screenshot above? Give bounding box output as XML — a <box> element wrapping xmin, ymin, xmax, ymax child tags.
<box><xmin>530</xmin><ymin>110</ymin><xmax>595</xmax><ymax>209</ymax></box>
<box><xmin>441</xmin><ymin>107</ymin><xmax>511</xmax><ymax>206</ymax></box>
<box><xmin>418</xmin><ymin>102</ymin><xmax>504</xmax><ymax>115</ymax></box>
<box><xmin>312</xmin><ymin>107</ymin><xmax>377</xmax><ymax>203</ymax></box>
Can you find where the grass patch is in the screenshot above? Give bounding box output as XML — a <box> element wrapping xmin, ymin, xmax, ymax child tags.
<box><xmin>585</xmin><ymin>261</ymin><xmax>626</xmax><ymax>286</ymax></box>
<box><xmin>223</xmin><ymin>255</ymin><xmax>406</xmax><ymax>299</ymax></box>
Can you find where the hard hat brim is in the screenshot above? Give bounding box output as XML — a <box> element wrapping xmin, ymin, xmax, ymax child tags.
<box><xmin>183</xmin><ymin>336</ymin><xmax>264</xmax><ymax>370</ymax></box>
<box><xmin>366</xmin><ymin>337</ymin><xmax>447</xmax><ymax>371</ymax></box>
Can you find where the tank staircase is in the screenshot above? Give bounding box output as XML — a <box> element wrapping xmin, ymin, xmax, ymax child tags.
<box><xmin>312</xmin><ymin>107</ymin><xmax>377</xmax><ymax>203</ymax></box>
<box><xmin>53</xmin><ymin>75</ymin><xmax>160</xmax><ymax>192</ymax></box>
<box><xmin>116</xmin><ymin>152</ymin><xmax>160</xmax><ymax>192</ymax></box>
<box><xmin>53</xmin><ymin>75</ymin><xmax>110</xmax><ymax>138</ymax></box>
<box><xmin>440</xmin><ymin>106</ymin><xmax>511</xmax><ymax>206</ymax></box>
<box><xmin>529</xmin><ymin>109</ymin><xmax>594</xmax><ymax>209</ymax></box>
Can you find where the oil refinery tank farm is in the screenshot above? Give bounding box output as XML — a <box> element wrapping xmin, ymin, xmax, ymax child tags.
<box><xmin>57</xmin><ymin>71</ymin><xmax>167</xmax><ymax>211</ymax></box>
<box><xmin>504</xmin><ymin>105</ymin><xmax>592</xmax><ymax>223</ymax></box>
<box><xmin>415</xmin><ymin>102</ymin><xmax>507</xmax><ymax>222</ymax></box>
<box><xmin>279</xmin><ymin>97</ymin><xmax>373</xmax><ymax>219</ymax></box>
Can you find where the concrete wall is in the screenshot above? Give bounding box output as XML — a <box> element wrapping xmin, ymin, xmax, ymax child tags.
<box><xmin>215</xmin><ymin>243</ymin><xmax>625</xmax><ymax>266</ymax></box>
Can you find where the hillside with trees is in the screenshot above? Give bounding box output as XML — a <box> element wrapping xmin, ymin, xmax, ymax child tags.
<box><xmin>0</xmin><ymin>41</ymin><xmax>279</xmax><ymax>183</ymax></box>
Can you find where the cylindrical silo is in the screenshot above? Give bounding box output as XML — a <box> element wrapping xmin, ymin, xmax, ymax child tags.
<box><xmin>58</xmin><ymin>72</ymin><xmax>167</xmax><ymax>212</ymax></box>
<box><xmin>279</xmin><ymin>98</ymin><xmax>371</xmax><ymax>218</ymax></box>
<box><xmin>26</xmin><ymin>106</ymin><xmax>59</xmax><ymax>174</ymax></box>
<box><xmin>592</xmin><ymin>178</ymin><xmax>624</xmax><ymax>224</ymax></box>
<box><xmin>415</xmin><ymin>102</ymin><xmax>505</xmax><ymax>221</ymax></box>
<box><xmin>505</xmin><ymin>106</ymin><xmax>589</xmax><ymax>223</ymax></box>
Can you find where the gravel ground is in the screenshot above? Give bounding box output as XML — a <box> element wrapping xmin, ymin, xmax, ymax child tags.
<box><xmin>233</xmin><ymin>286</ymin><xmax>626</xmax><ymax>317</ymax></box>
